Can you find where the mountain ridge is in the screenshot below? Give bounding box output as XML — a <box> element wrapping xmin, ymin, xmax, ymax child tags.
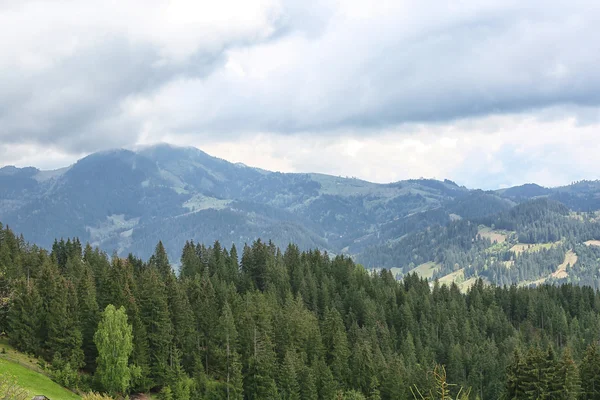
<box><xmin>2</xmin><ymin>143</ymin><xmax>600</xmax><ymax>267</ymax></box>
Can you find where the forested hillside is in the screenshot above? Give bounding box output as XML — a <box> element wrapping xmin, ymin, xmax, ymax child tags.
<box><xmin>359</xmin><ymin>198</ymin><xmax>600</xmax><ymax>290</ymax></box>
<box><xmin>4</xmin><ymin>144</ymin><xmax>600</xmax><ymax>273</ymax></box>
<box><xmin>2</xmin><ymin>223</ymin><xmax>600</xmax><ymax>399</ymax></box>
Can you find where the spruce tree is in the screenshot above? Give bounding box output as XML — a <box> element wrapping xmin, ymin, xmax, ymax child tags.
<box><xmin>139</xmin><ymin>267</ymin><xmax>173</xmax><ymax>387</ymax></box>
<box><xmin>7</xmin><ymin>279</ymin><xmax>42</xmax><ymax>354</ymax></box>
<box><xmin>78</xmin><ymin>265</ymin><xmax>100</xmax><ymax>371</ymax></box>
<box><xmin>554</xmin><ymin>347</ymin><xmax>580</xmax><ymax>400</ymax></box>
<box><xmin>581</xmin><ymin>343</ymin><xmax>600</xmax><ymax>399</ymax></box>
<box><xmin>279</xmin><ymin>351</ymin><xmax>300</xmax><ymax>400</ymax></box>
<box><xmin>506</xmin><ymin>348</ymin><xmax>526</xmax><ymax>399</ymax></box>
<box><xmin>323</xmin><ymin>308</ymin><xmax>350</xmax><ymax>388</ymax></box>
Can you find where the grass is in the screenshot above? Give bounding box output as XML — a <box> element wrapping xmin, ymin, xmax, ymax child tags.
<box><xmin>0</xmin><ymin>358</ymin><xmax>81</xmax><ymax>399</ymax></box>
<box><xmin>438</xmin><ymin>269</ymin><xmax>465</xmax><ymax>286</ymax></box>
<box><xmin>478</xmin><ymin>226</ymin><xmax>508</xmax><ymax>244</ymax></box>
<box><xmin>0</xmin><ymin>337</ymin><xmax>81</xmax><ymax>399</ymax></box>
<box><xmin>0</xmin><ymin>337</ymin><xmax>42</xmax><ymax>372</ymax></box>
<box><xmin>408</xmin><ymin>262</ymin><xmax>440</xmax><ymax>279</ymax></box>
<box><xmin>510</xmin><ymin>241</ymin><xmax>560</xmax><ymax>255</ymax></box>
<box><xmin>585</xmin><ymin>240</ymin><xmax>600</xmax><ymax>247</ymax></box>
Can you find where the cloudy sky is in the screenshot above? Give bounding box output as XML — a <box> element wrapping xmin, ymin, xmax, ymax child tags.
<box><xmin>1</xmin><ymin>0</ymin><xmax>599</xmax><ymax>189</ymax></box>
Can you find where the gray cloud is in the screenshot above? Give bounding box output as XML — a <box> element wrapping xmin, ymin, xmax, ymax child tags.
<box><xmin>127</xmin><ymin>0</ymin><xmax>600</xmax><ymax>139</ymax></box>
<box><xmin>1</xmin><ymin>0</ymin><xmax>600</xmax><ymax>189</ymax></box>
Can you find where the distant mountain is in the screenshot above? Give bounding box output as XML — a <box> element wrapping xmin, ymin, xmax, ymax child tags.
<box><xmin>0</xmin><ymin>144</ymin><xmax>468</xmax><ymax>260</ymax></box>
<box><xmin>2</xmin><ymin>144</ymin><xmax>600</xmax><ymax>274</ymax></box>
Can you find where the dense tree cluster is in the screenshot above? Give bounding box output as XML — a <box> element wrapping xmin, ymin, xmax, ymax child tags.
<box><xmin>2</xmin><ymin>222</ymin><xmax>600</xmax><ymax>398</ymax></box>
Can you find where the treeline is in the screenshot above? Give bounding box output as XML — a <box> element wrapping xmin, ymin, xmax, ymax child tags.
<box><xmin>3</xmin><ymin>223</ymin><xmax>600</xmax><ymax>398</ymax></box>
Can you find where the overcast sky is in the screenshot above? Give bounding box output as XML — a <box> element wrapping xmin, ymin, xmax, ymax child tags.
<box><xmin>1</xmin><ymin>0</ymin><xmax>599</xmax><ymax>189</ymax></box>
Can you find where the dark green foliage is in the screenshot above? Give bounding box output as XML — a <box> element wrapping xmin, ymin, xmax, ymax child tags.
<box><xmin>581</xmin><ymin>343</ymin><xmax>600</xmax><ymax>399</ymax></box>
<box><xmin>5</xmin><ymin>222</ymin><xmax>600</xmax><ymax>398</ymax></box>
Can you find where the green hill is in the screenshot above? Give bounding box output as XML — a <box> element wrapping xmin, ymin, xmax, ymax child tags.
<box><xmin>0</xmin><ymin>339</ymin><xmax>80</xmax><ymax>400</ymax></box>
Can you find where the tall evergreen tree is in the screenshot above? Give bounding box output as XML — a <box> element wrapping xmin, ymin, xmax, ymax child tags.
<box><xmin>139</xmin><ymin>267</ymin><xmax>173</xmax><ymax>387</ymax></box>
<box><xmin>581</xmin><ymin>343</ymin><xmax>600</xmax><ymax>400</ymax></box>
<box><xmin>554</xmin><ymin>347</ymin><xmax>580</xmax><ymax>400</ymax></box>
<box><xmin>7</xmin><ymin>279</ymin><xmax>42</xmax><ymax>354</ymax></box>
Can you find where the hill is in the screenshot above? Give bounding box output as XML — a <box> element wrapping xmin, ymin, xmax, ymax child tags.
<box><xmin>359</xmin><ymin>198</ymin><xmax>600</xmax><ymax>289</ymax></box>
<box><xmin>0</xmin><ymin>338</ymin><xmax>81</xmax><ymax>399</ymax></box>
<box><xmin>3</xmin><ymin>143</ymin><xmax>600</xmax><ymax>277</ymax></box>
<box><xmin>0</xmin><ymin>144</ymin><xmax>469</xmax><ymax>261</ymax></box>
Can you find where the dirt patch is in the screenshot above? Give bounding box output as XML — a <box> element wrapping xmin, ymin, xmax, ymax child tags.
<box><xmin>552</xmin><ymin>250</ymin><xmax>577</xmax><ymax>279</ymax></box>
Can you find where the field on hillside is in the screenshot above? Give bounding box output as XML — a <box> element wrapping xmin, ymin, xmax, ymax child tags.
<box><xmin>0</xmin><ymin>358</ymin><xmax>81</xmax><ymax>400</ymax></box>
<box><xmin>478</xmin><ymin>226</ymin><xmax>509</xmax><ymax>243</ymax></box>
<box><xmin>510</xmin><ymin>241</ymin><xmax>560</xmax><ymax>255</ymax></box>
<box><xmin>0</xmin><ymin>337</ymin><xmax>81</xmax><ymax>399</ymax></box>
<box><xmin>552</xmin><ymin>250</ymin><xmax>577</xmax><ymax>279</ymax></box>
<box><xmin>408</xmin><ymin>262</ymin><xmax>440</xmax><ymax>279</ymax></box>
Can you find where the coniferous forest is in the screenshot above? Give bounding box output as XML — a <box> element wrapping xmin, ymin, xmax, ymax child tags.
<box><xmin>2</xmin><ymin>222</ymin><xmax>600</xmax><ymax>399</ymax></box>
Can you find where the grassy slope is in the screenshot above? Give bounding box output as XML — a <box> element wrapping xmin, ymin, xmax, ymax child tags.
<box><xmin>0</xmin><ymin>338</ymin><xmax>81</xmax><ymax>400</ymax></box>
<box><xmin>0</xmin><ymin>359</ymin><xmax>81</xmax><ymax>399</ymax></box>
<box><xmin>408</xmin><ymin>262</ymin><xmax>440</xmax><ymax>279</ymax></box>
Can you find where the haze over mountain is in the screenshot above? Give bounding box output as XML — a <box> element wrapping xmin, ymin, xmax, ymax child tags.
<box><xmin>3</xmin><ymin>143</ymin><xmax>600</xmax><ymax>272</ymax></box>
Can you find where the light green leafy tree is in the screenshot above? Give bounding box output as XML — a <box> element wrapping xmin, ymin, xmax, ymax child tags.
<box><xmin>94</xmin><ymin>304</ymin><xmax>134</xmax><ymax>396</ymax></box>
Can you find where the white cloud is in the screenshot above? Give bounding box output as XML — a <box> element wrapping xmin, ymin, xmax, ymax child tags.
<box><xmin>143</xmin><ymin>107</ymin><xmax>600</xmax><ymax>189</ymax></box>
<box><xmin>1</xmin><ymin>0</ymin><xmax>600</xmax><ymax>189</ymax></box>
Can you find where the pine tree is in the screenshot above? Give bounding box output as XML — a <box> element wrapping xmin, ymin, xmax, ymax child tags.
<box><xmin>78</xmin><ymin>265</ymin><xmax>100</xmax><ymax>371</ymax></box>
<box><xmin>218</xmin><ymin>302</ymin><xmax>243</xmax><ymax>400</ymax></box>
<box><xmin>139</xmin><ymin>267</ymin><xmax>173</xmax><ymax>387</ymax></box>
<box><xmin>323</xmin><ymin>308</ymin><xmax>350</xmax><ymax>388</ymax></box>
<box><xmin>521</xmin><ymin>347</ymin><xmax>546</xmax><ymax>399</ymax></box>
<box><xmin>506</xmin><ymin>348</ymin><xmax>526</xmax><ymax>399</ymax></box>
<box><xmin>279</xmin><ymin>351</ymin><xmax>300</xmax><ymax>400</ymax></box>
<box><xmin>299</xmin><ymin>366</ymin><xmax>318</xmax><ymax>400</ymax></box>
<box><xmin>7</xmin><ymin>279</ymin><xmax>42</xmax><ymax>354</ymax></box>
<box><xmin>187</xmin><ymin>270</ymin><xmax>218</xmax><ymax>376</ymax></box>
<box><xmin>180</xmin><ymin>241</ymin><xmax>201</xmax><ymax>279</ymax></box>
<box><xmin>315</xmin><ymin>358</ymin><xmax>337</xmax><ymax>400</ymax></box>
<box><xmin>553</xmin><ymin>347</ymin><xmax>580</xmax><ymax>400</ymax></box>
<box><xmin>580</xmin><ymin>343</ymin><xmax>600</xmax><ymax>399</ymax></box>
<box><xmin>368</xmin><ymin>376</ymin><xmax>381</xmax><ymax>400</ymax></box>
<box><xmin>45</xmin><ymin>277</ymin><xmax>84</xmax><ymax>369</ymax></box>
<box><xmin>164</xmin><ymin>271</ymin><xmax>195</xmax><ymax>372</ymax></box>
<box><xmin>151</xmin><ymin>241</ymin><xmax>172</xmax><ymax>277</ymax></box>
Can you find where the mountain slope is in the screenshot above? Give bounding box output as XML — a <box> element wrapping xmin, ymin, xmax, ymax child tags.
<box><xmin>3</xmin><ymin>143</ymin><xmax>600</xmax><ymax>268</ymax></box>
<box><xmin>0</xmin><ymin>144</ymin><xmax>470</xmax><ymax>260</ymax></box>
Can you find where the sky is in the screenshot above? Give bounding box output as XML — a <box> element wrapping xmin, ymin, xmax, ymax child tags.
<box><xmin>1</xmin><ymin>0</ymin><xmax>599</xmax><ymax>189</ymax></box>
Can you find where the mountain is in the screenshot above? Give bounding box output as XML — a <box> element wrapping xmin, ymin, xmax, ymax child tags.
<box><xmin>3</xmin><ymin>143</ymin><xmax>600</xmax><ymax>286</ymax></box>
<box><xmin>0</xmin><ymin>144</ymin><xmax>469</xmax><ymax>261</ymax></box>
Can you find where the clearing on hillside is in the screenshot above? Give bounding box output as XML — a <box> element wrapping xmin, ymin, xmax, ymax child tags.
<box><xmin>552</xmin><ymin>250</ymin><xmax>577</xmax><ymax>279</ymax></box>
<box><xmin>510</xmin><ymin>242</ymin><xmax>560</xmax><ymax>255</ymax></box>
<box><xmin>437</xmin><ymin>269</ymin><xmax>484</xmax><ymax>293</ymax></box>
<box><xmin>408</xmin><ymin>262</ymin><xmax>440</xmax><ymax>279</ymax></box>
<box><xmin>438</xmin><ymin>268</ymin><xmax>465</xmax><ymax>286</ymax></box>
<box><xmin>478</xmin><ymin>226</ymin><xmax>508</xmax><ymax>244</ymax></box>
<box><xmin>584</xmin><ymin>240</ymin><xmax>600</xmax><ymax>247</ymax></box>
